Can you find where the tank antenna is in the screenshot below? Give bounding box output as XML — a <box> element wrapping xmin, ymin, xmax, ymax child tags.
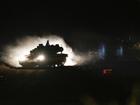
<box><xmin>46</xmin><ymin>40</ymin><xmax>50</xmax><ymax>46</ymax></box>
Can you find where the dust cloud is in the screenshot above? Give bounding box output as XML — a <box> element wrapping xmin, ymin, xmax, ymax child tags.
<box><xmin>2</xmin><ymin>35</ymin><xmax>99</xmax><ymax>67</ymax></box>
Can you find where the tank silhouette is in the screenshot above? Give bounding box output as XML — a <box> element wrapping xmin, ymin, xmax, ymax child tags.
<box><xmin>19</xmin><ymin>40</ymin><xmax>68</xmax><ymax>68</ymax></box>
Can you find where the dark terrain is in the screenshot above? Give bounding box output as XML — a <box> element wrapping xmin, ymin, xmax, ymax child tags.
<box><xmin>0</xmin><ymin>62</ymin><xmax>140</xmax><ymax>105</ymax></box>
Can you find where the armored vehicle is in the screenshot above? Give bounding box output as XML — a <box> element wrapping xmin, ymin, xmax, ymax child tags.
<box><xmin>19</xmin><ymin>40</ymin><xmax>68</xmax><ymax>68</ymax></box>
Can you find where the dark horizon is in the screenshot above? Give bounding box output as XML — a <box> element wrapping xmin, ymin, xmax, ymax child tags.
<box><xmin>0</xmin><ymin>1</ymin><xmax>140</xmax><ymax>49</ymax></box>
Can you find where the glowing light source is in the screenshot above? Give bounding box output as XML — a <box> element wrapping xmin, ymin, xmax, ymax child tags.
<box><xmin>102</xmin><ymin>68</ymin><xmax>112</xmax><ymax>76</ymax></box>
<box><xmin>116</xmin><ymin>46</ymin><xmax>123</xmax><ymax>56</ymax></box>
<box><xmin>98</xmin><ymin>44</ymin><xmax>106</xmax><ymax>59</ymax></box>
<box><xmin>36</xmin><ymin>55</ymin><xmax>45</xmax><ymax>61</ymax></box>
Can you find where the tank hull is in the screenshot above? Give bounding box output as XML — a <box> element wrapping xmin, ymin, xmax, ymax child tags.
<box><xmin>19</xmin><ymin>54</ymin><xmax>67</xmax><ymax>68</ymax></box>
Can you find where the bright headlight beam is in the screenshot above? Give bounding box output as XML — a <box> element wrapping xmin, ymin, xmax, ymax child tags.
<box><xmin>36</xmin><ymin>55</ymin><xmax>45</xmax><ymax>61</ymax></box>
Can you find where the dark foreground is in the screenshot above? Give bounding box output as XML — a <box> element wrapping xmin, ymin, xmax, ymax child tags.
<box><xmin>0</xmin><ymin>64</ymin><xmax>140</xmax><ymax>105</ymax></box>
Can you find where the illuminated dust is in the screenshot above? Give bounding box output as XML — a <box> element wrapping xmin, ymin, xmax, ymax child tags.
<box><xmin>2</xmin><ymin>35</ymin><xmax>99</xmax><ymax>67</ymax></box>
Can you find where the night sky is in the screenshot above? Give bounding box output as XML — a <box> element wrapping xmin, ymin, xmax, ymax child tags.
<box><xmin>0</xmin><ymin>1</ymin><xmax>139</xmax><ymax>50</ymax></box>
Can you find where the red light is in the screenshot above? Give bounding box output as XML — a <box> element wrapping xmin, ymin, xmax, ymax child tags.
<box><xmin>102</xmin><ymin>68</ymin><xmax>112</xmax><ymax>76</ymax></box>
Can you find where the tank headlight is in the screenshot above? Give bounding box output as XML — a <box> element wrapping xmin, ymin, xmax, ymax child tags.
<box><xmin>36</xmin><ymin>54</ymin><xmax>45</xmax><ymax>61</ymax></box>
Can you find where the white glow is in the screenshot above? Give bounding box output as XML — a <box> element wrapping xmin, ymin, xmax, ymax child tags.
<box><xmin>36</xmin><ymin>55</ymin><xmax>45</xmax><ymax>61</ymax></box>
<box><xmin>19</xmin><ymin>55</ymin><xmax>28</xmax><ymax>62</ymax></box>
<box><xmin>2</xmin><ymin>35</ymin><xmax>98</xmax><ymax>67</ymax></box>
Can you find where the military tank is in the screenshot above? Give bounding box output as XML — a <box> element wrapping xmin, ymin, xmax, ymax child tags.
<box><xmin>19</xmin><ymin>40</ymin><xmax>68</xmax><ymax>68</ymax></box>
